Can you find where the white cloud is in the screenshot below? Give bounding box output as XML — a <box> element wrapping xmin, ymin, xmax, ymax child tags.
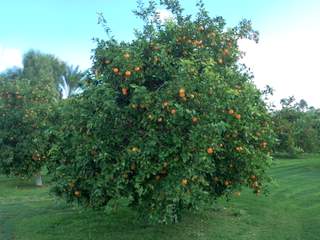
<box><xmin>0</xmin><ymin>45</ymin><xmax>22</xmax><ymax>72</ymax></box>
<box><xmin>156</xmin><ymin>9</ymin><xmax>173</xmax><ymax>23</ymax></box>
<box><xmin>239</xmin><ymin>26</ymin><xmax>320</xmax><ymax>108</ymax></box>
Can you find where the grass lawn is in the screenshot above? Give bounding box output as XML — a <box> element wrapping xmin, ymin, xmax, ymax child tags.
<box><xmin>1</xmin><ymin>155</ymin><xmax>320</xmax><ymax>240</ymax></box>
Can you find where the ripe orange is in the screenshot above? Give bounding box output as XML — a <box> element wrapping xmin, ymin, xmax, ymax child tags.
<box><xmin>124</xmin><ymin>70</ymin><xmax>131</xmax><ymax>78</ymax></box>
<box><xmin>123</xmin><ymin>53</ymin><xmax>130</xmax><ymax>59</ymax></box>
<box><xmin>228</xmin><ymin>109</ymin><xmax>234</xmax><ymax>115</ymax></box>
<box><xmin>181</xmin><ymin>179</ymin><xmax>188</xmax><ymax>186</ymax></box>
<box><xmin>134</xmin><ymin>66</ymin><xmax>141</xmax><ymax>72</ymax></box>
<box><xmin>250</xmin><ymin>175</ymin><xmax>257</xmax><ymax>181</ymax></box>
<box><xmin>207</xmin><ymin>147</ymin><xmax>214</xmax><ymax>155</ymax></box>
<box><xmin>223</xmin><ymin>49</ymin><xmax>229</xmax><ymax>56</ymax></box>
<box><xmin>162</xmin><ymin>101</ymin><xmax>169</xmax><ymax>107</ymax></box>
<box><xmin>252</xmin><ymin>181</ymin><xmax>259</xmax><ymax>188</ymax></box>
<box><xmin>122</xmin><ymin>87</ymin><xmax>128</xmax><ymax>95</ymax></box>
<box><xmin>235</xmin><ymin>146</ymin><xmax>243</xmax><ymax>152</ymax></box>
<box><xmin>191</xmin><ymin>176</ymin><xmax>198</xmax><ymax>181</ymax></box>
<box><xmin>171</xmin><ymin>109</ymin><xmax>177</xmax><ymax>115</ymax></box>
<box><xmin>260</xmin><ymin>142</ymin><xmax>267</xmax><ymax>148</ymax></box>
<box><xmin>192</xmin><ymin>116</ymin><xmax>198</xmax><ymax>123</ymax></box>
<box><xmin>235</xmin><ymin>114</ymin><xmax>241</xmax><ymax>120</ymax></box>
<box><xmin>198</xmin><ymin>26</ymin><xmax>205</xmax><ymax>31</ymax></box>
<box><xmin>179</xmin><ymin>88</ymin><xmax>186</xmax><ymax>98</ymax></box>
<box><xmin>131</xmin><ymin>147</ymin><xmax>139</xmax><ymax>152</ymax></box>
<box><xmin>74</xmin><ymin>191</ymin><xmax>81</xmax><ymax>197</ymax></box>
<box><xmin>113</xmin><ymin>67</ymin><xmax>119</xmax><ymax>74</ymax></box>
<box><xmin>152</xmin><ymin>44</ymin><xmax>160</xmax><ymax>50</ymax></box>
<box><xmin>208</xmin><ymin>32</ymin><xmax>216</xmax><ymax>38</ymax></box>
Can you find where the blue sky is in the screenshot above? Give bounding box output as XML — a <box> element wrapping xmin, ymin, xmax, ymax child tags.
<box><xmin>1</xmin><ymin>0</ymin><xmax>320</xmax><ymax>107</ymax></box>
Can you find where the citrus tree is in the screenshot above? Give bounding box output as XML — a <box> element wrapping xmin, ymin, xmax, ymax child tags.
<box><xmin>0</xmin><ymin>51</ymin><xmax>63</xmax><ymax>185</ymax></box>
<box><xmin>272</xmin><ymin>97</ymin><xmax>320</xmax><ymax>156</ymax></box>
<box><xmin>0</xmin><ymin>79</ymin><xmax>51</xmax><ymax>182</ymax></box>
<box><xmin>49</xmin><ymin>0</ymin><xmax>274</xmax><ymax>223</ymax></box>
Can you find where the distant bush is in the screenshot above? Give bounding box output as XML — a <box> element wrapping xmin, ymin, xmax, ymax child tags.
<box><xmin>272</xmin><ymin>97</ymin><xmax>320</xmax><ymax>157</ymax></box>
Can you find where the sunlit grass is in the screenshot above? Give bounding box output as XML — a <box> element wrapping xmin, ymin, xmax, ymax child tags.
<box><xmin>1</xmin><ymin>155</ymin><xmax>319</xmax><ymax>240</ymax></box>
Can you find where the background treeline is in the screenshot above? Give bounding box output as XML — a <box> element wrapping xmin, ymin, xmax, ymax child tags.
<box><xmin>272</xmin><ymin>96</ymin><xmax>320</xmax><ymax>157</ymax></box>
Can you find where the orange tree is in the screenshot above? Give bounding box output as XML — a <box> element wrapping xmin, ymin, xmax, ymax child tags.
<box><xmin>48</xmin><ymin>0</ymin><xmax>274</xmax><ymax>223</ymax></box>
<box><xmin>0</xmin><ymin>78</ymin><xmax>52</xmax><ymax>179</ymax></box>
<box><xmin>0</xmin><ymin>51</ymin><xmax>63</xmax><ymax>182</ymax></box>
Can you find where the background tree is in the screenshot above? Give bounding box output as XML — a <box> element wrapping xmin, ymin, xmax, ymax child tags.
<box><xmin>59</xmin><ymin>65</ymin><xmax>84</xmax><ymax>98</ymax></box>
<box><xmin>272</xmin><ymin>97</ymin><xmax>320</xmax><ymax>156</ymax></box>
<box><xmin>22</xmin><ymin>50</ymin><xmax>65</xmax><ymax>92</ymax></box>
<box><xmin>0</xmin><ymin>50</ymin><xmax>75</xmax><ymax>185</ymax></box>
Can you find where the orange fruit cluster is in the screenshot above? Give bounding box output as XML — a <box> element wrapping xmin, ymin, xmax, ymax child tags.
<box><xmin>228</xmin><ymin>109</ymin><xmax>241</xmax><ymax>120</ymax></box>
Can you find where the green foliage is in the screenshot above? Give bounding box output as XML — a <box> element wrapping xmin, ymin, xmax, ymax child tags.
<box><xmin>22</xmin><ymin>50</ymin><xmax>66</xmax><ymax>95</ymax></box>
<box><xmin>272</xmin><ymin>97</ymin><xmax>320</xmax><ymax>157</ymax></box>
<box><xmin>0</xmin><ymin>79</ymin><xmax>49</xmax><ymax>177</ymax></box>
<box><xmin>48</xmin><ymin>0</ymin><xmax>274</xmax><ymax>223</ymax></box>
<box><xmin>0</xmin><ymin>51</ymin><xmax>66</xmax><ymax>177</ymax></box>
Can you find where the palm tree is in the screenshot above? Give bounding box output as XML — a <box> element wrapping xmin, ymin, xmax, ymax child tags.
<box><xmin>59</xmin><ymin>65</ymin><xmax>84</xmax><ymax>99</ymax></box>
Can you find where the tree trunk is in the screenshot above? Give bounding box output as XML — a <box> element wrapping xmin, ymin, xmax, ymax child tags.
<box><xmin>35</xmin><ymin>174</ymin><xmax>43</xmax><ymax>187</ymax></box>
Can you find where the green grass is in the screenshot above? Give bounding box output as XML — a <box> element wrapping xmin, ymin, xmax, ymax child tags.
<box><xmin>1</xmin><ymin>155</ymin><xmax>320</xmax><ymax>240</ymax></box>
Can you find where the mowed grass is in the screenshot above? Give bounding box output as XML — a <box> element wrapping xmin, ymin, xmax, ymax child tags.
<box><xmin>1</xmin><ymin>155</ymin><xmax>320</xmax><ymax>240</ymax></box>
